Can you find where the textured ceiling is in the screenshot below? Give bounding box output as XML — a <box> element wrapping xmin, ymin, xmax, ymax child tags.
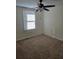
<box><xmin>16</xmin><ymin>0</ymin><xmax>58</xmax><ymax>8</ymax></box>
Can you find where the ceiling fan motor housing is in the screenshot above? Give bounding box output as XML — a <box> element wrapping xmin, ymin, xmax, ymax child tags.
<box><xmin>39</xmin><ymin>4</ymin><xmax>44</xmax><ymax>8</ymax></box>
<box><xmin>36</xmin><ymin>0</ymin><xmax>55</xmax><ymax>12</ymax></box>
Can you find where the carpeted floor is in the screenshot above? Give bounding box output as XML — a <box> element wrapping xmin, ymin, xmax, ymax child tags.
<box><xmin>16</xmin><ymin>34</ymin><xmax>63</xmax><ymax>59</ymax></box>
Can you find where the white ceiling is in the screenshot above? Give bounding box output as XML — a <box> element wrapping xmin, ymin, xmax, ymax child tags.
<box><xmin>16</xmin><ymin>0</ymin><xmax>58</xmax><ymax>8</ymax></box>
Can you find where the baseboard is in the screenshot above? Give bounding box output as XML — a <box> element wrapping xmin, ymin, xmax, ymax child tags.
<box><xmin>16</xmin><ymin>33</ymin><xmax>43</xmax><ymax>41</ymax></box>
<box><xmin>43</xmin><ymin>34</ymin><xmax>63</xmax><ymax>41</ymax></box>
<box><xmin>16</xmin><ymin>36</ymin><xmax>31</xmax><ymax>41</ymax></box>
<box><xmin>52</xmin><ymin>35</ymin><xmax>63</xmax><ymax>41</ymax></box>
<box><xmin>16</xmin><ymin>33</ymin><xmax>63</xmax><ymax>41</ymax></box>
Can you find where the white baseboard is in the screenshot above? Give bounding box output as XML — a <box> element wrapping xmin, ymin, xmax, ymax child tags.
<box><xmin>16</xmin><ymin>33</ymin><xmax>43</xmax><ymax>41</ymax></box>
<box><xmin>16</xmin><ymin>33</ymin><xmax>63</xmax><ymax>41</ymax></box>
<box><xmin>51</xmin><ymin>35</ymin><xmax>63</xmax><ymax>41</ymax></box>
<box><xmin>43</xmin><ymin>34</ymin><xmax>63</xmax><ymax>41</ymax></box>
<box><xmin>16</xmin><ymin>36</ymin><xmax>31</xmax><ymax>41</ymax></box>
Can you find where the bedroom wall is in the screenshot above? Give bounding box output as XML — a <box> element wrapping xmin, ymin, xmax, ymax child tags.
<box><xmin>16</xmin><ymin>7</ymin><xmax>43</xmax><ymax>41</ymax></box>
<box><xmin>43</xmin><ymin>0</ymin><xmax>63</xmax><ymax>40</ymax></box>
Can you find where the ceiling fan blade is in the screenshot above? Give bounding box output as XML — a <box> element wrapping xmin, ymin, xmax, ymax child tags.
<box><xmin>44</xmin><ymin>5</ymin><xmax>55</xmax><ymax>7</ymax></box>
<box><xmin>43</xmin><ymin>8</ymin><xmax>49</xmax><ymax>11</ymax></box>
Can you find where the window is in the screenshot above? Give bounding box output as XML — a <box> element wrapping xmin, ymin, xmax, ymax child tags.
<box><xmin>24</xmin><ymin>14</ymin><xmax>36</xmax><ymax>30</ymax></box>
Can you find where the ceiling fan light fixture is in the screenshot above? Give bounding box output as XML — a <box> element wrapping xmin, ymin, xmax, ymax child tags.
<box><xmin>35</xmin><ymin>0</ymin><xmax>55</xmax><ymax>12</ymax></box>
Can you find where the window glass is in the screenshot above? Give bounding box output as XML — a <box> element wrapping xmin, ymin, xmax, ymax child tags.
<box><xmin>24</xmin><ymin>13</ymin><xmax>36</xmax><ymax>30</ymax></box>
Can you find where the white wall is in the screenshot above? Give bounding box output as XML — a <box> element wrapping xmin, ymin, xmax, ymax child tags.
<box><xmin>16</xmin><ymin>7</ymin><xmax>43</xmax><ymax>41</ymax></box>
<box><xmin>43</xmin><ymin>0</ymin><xmax>63</xmax><ymax>40</ymax></box>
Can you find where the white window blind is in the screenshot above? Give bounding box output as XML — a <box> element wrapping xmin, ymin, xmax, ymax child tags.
<box><xmin>23</xmin><ymin>10</ymin><xmax>36</xmax><ymax>30</ymax></box>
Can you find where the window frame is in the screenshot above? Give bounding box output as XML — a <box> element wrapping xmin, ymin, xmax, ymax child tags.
<box><xmin>23</xmin><ymin>13</ymin><xmax>36</xmax><ymax>31</ymax></box>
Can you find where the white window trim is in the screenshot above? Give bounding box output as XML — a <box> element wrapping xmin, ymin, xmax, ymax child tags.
<box><xmin>23</xmin><ymin>10</ymin><xmax>36</xmax><ymax>31</ymax></box>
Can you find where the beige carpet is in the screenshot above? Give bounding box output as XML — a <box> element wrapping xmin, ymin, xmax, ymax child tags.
<box><xmin>16</xmin><ymin>34</ymin><xmax>63</xmax><ymax>59</ymax></box>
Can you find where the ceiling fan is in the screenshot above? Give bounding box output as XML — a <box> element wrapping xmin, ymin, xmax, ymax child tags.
<box><xmin>36</xmin><ymin>0</ymin><xmax>55</xmax><ymax>12</ymax></box>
